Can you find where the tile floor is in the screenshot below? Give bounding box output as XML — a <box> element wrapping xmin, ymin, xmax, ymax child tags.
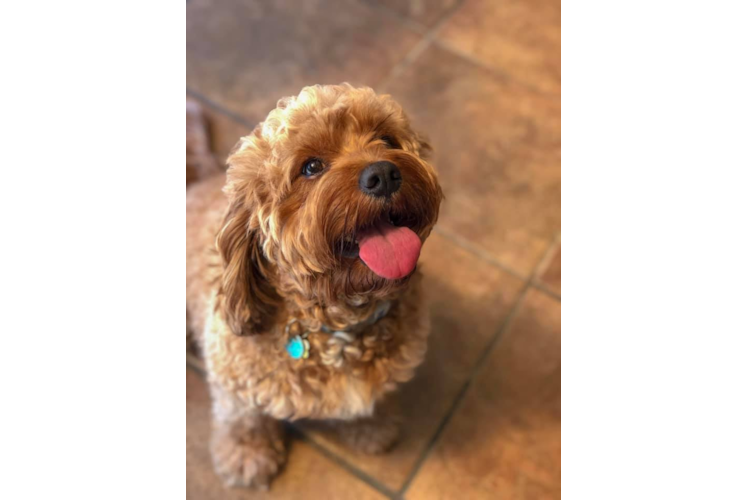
<box><xmin>187</xmin><ymin>0</ymin><xmax>560</xmax><ymax>498</ymax></box>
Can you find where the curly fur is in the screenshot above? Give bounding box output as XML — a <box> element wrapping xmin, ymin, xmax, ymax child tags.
<box><xmin>186</xmin><ymin>84</ymin><xmax>442</xmax><ymax>488</ymax></box>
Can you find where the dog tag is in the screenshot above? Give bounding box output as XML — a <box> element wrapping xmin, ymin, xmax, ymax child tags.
<box><xmin>286</xmin><ymin>335</ymin><xmax>310</xmax><ymax>359</ymax></box>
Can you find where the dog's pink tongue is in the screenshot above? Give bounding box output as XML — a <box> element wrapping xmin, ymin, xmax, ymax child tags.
<box><xmin>358</xmin><ymin>221</ymin><xmax>422</xmax><ymax>279</ymax></box>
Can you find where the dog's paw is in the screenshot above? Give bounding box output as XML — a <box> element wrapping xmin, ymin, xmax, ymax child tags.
<box><xmin>336</xmin><ymin>416</ymin><xmax>400</xmax><ymax>454</ymax></box>
<box><xmin>210</xmin><ymin>427</ymin><xmax>286</xmax><ymax>489</ymax></box>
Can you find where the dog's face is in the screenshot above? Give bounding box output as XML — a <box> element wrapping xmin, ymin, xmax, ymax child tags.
<box><xmin>217</xmin><ymin>85</ymin><xmax>442</xmax><ymax>335</ymax></box>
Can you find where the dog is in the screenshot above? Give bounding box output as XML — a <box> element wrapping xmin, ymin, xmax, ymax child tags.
<box><xmin>186</xmin><ymin>84</ymin><xmax>443</xmax><ymax>488</ymax></box>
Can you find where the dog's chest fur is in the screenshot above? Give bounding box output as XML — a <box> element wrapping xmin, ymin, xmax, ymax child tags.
<box><xmin>202</xmin><ymin>278</ymin><xmax>429</xmax><ymax>421</ymax></box>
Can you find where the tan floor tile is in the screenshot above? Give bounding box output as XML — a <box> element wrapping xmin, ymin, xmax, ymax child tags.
<box><xmin>187</xmin><ymin>0</ymin><xmax>422</xmax><ymax>123</ymax></box>
<box><xmin>186</xmin><ymin>98</ymin><xmax>250</xmax><ymax>184</ymax></box>
<box><xmin>301</xmin><ymin>232</ymin><xmax>525</xmax><ymax>491</ymax></box>
<box><xmin>203</xmin><ymin>109</ymin><xmax>252</xmax><ymax>164</ymax></box>
<box><xmin>187</xmin><ymin>369</ymin><xmax>386</xmax><ymax>500</ymax></box>
<box><xmin>539</xmin><ymin>244</ymin><xmax>561</xmax><ymax>296</ymax></box>
<box><xmin>385</xmin><ymin>44</ymin><xmax>560</xmax><ymax>275</ymax></box>
<box><xmin>371</xmin><ymin>0</ymin><xmax>459</xmax><ymax>27</ymax></box>
<box><xmin>437</xmin><ymin>0</ymin><xmax>560</xmax><ymax>95</ymax></box>
<box><xmin>406</xmin><ymin>289</ymin><xmax>561</xmax><ymax>499</ymax></box>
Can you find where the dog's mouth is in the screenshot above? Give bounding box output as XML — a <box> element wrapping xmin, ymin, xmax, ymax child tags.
<box><xmin>340</xmin><ymin>211</ymin><xmax>422</xmax><ymax>280</ymax></box>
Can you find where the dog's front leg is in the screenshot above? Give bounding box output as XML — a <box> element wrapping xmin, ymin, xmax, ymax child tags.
<box><xmin>208</xmin><ymin>385</ymin><xmax>286</xmax><ymax>490</ymax></box>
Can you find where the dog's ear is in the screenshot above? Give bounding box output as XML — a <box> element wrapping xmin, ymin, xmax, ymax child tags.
<box><xmin>216</xmin><ymin>201</ymin><xmax>281</xmax><ymax>336</ymax></box>
<box><xmin>216</xmin><ymin>130</ymin><xmax>282</xmax><ymax>336</ymax></box>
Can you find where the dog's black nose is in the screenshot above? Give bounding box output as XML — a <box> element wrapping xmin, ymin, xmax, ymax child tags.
<box><xmin>359</xmin><ymin>161</ymin><xmax>402</xmax><ymax>198</ymax></box>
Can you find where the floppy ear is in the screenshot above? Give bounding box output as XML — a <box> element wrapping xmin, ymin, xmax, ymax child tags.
<box><xmin>216</xmin><ymin>199</ymin><xmax>281</xmax><ymax>336</ymax></box>
<box><xmin>216</xmin><ymin>126</ymin><xmax>283</xmax><ymax>336</ymax></box>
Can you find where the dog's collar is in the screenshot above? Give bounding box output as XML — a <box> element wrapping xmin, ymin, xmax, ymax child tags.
<box><xmin>285</xmin><ymin>301</ymin><xmax>392</xmax><ymax>360</ymax></box>
<box><xmin>320</xmin><ymin>300</ymin><xmax>392</xmax><ymax>334</ymax></box>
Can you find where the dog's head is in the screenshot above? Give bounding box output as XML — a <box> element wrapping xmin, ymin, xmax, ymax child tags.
<box><xmin>217</xmin><ymin>84</ymin><xmax>443</xmax><ymax>335</ymax></box>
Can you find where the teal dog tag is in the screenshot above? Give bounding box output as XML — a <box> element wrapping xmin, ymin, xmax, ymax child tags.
<box><xmin>286</xmin><ymin>335</ymin><xmax>309</xmax><ymax>359</ymax></box>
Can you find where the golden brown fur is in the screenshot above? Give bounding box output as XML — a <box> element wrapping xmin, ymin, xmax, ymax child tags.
<box><xmin>186</xmin><ymin>84</ymin><xmax>442</xmax><ymax>488</ymax></box>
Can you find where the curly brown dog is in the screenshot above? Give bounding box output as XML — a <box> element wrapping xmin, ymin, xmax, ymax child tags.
<box><xmin>186</xmin><ymin>84</ymin><xmax>443</xmax><ymax>488</ymax></box>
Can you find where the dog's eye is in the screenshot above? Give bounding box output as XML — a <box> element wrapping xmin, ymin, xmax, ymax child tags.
<box><xmin>380</xmin><ymin>136</ymin><xmax>400</xmax><ymax>149</ymax></box>
<box><xmin>301</xmin><ymin>158</ymin><xmax>325</xmax><ymax>177</ymax></box>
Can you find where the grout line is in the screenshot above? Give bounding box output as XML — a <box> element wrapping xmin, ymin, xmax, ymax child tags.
<box><xmin>530</xmin><ymin>232</ymin><xmax>561</xmax><ymax>281</ymax></box>
<box><xmin>377</xmin><ymin>37</ymin><xmax>434</xmax><ymax>92</ymax></box>
<box><xmin>186</xmin><ymin>358</ymin><xmax>397</xmax><ymax>497</ymax></box>
<box><xmin>186</xmin><ymin>356</ymin><xmax>398</xmax><ymax>497</ymax></box>
<box><xmin>189</xmin><ymin>3</ymin><xmax>555</xmax><ymax>124</ymax></box>
<box><xmin>529</xmin><ymin>232</ymin><xmax>561</xmax><ymax>301</ymax></box>
<box><xmin>185</xmin><ymin>355</ymin><xmax>395</xmax><ymax>496</ymax></box>
<box><xmin>188</xmin><ymin>1</ymin><xmax>560</xmax><ymax>482</ymax></box>
<box><xmin>433</xmin><ymin>227</ymin><xmax>562</xmax><ymax>296</ymax></box>
<box><xmin>531</xmin><ymin>280</ymin><xmax>561</xmax><ymax>302</ymax></box>
<box><xmin>429</xmin><ymin>0</ymin><xmax>467</xmax><ymax>29</ymax></box>
<box><xmin>397</xmin><ymin>234</ymin><xmax>561</xmax><ymax>496</ymax></box>
<box><xmin>532</xmin><ymin>233</ymin><xmax>748</xmax><ymax>302</ymax></box>
<box><xmin>526</xmin><ymin>233</ymin><xmax>561</xmax><ymax>303</ymax></box>
<box><xmin>359</xmin><ymin>0</ymin><xmax>429</xmax><ymax>35</ymax></box>
<box><xmin>361</xmin><ymin>0</ymin><xmax>468</xmax><ymax>38</ymax></box>
<box><xmin>289</xmin><ymin>426</ymin><xmax>400</xmax><ymax>499</ymax></box>
<box><xmin>186</xmin><ymin>87</ymin><xmax>258</xmax><ymax>130</ymax></box>
<box><xmin>431</xmin><ymin>37</ymin><xmax>559</xmax><ymax>98</ymax></box>
<box><xmin>375</xmin><ymin>0</ymin><xmax>466</xmax><ymax>93</ymax></box>
<box><xmin>432</xmin><ymin>226</ymin><xmax>527</xmax><ymax>280</ymax></box>
<box><xmin>186</xmin><ymin>357</ymin><xmax>206</xmax><ymax>378</ymax></box>
<box><xmin>396</xmin><ymin>284</ymin><xmax>531</xmax><ymax>495</ymax></box>
<box><xmin>430</xmin><ymin>38</ymin><xmax>511</xmax><ymax>82</ymax></box>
